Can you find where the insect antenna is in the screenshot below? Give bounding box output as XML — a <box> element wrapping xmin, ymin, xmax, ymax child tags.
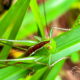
<box><xmin>43</xmin><ymin>0</ymin><xmax>70</xmax><ymax>37</ymax></box>
<box><xmin>0</xmin><ymin>41</ymin><xmax>27</xmax><ymax>51</ymax></box>
<box><xmin>43</xmin><ymin>0</ymin><xmax>51</xmax><ymax>38</ymax></box>
<box><xmin>43</xmin><ymin>0</ymin><xmax>47</xmax><ymax>28</ymax></box>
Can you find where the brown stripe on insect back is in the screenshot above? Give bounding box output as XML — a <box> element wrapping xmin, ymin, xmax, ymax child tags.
<box><xmin>25</xmin><ymin>41</ymin><xmax>50</xmax><ymax>56</ymax></box>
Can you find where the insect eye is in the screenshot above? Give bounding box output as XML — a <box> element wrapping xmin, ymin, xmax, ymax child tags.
<box><xmin>2</xmin><ymin>0</ymin><xmax>12</xmax><ymax>10</ymax></box>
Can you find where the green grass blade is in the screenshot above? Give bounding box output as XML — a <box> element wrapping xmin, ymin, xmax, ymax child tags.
<box><xmin>30</xmin><ymin>0</ymin><xmax>45</xmax><ymax>39</ymax></box>
<box><xmin>49</xmin><ymin>20</ymin><xmax>80</xmax><ymax>63</ymax></box>
<box><xmin>0</xmin><ymin>66</ymin><xmax>27</xmax><ymax>80</ymax></box>
<box><xmin>30</xmin><ymin>67</ymin><xmax>47</xmax><ymax>80</ymax></box>
<box><xmin>0</xmin><ymin>0</ymin><xmax>26</xmax><ymax>37</ymax></box>
<box><xmin>0</xmin><ymin>0</ymin><xmax>30</xmax><ymax>59</ymax></box>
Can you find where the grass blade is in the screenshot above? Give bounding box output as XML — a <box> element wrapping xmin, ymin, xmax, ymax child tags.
<box><xmin>30</xmin><ymin>0</ymin><xmax>45</xmax><ymax>39</ymax></box>
<box><xmin>0</xmin><ymin>66</ymin><xmax>28</xmax><ymax>80</ymax></box>
<box><xmin>30</xmin><ymin>67</ymin><xmax>47</xmax><ymax>80</ymax></box>
<box><xmin>0</xmin><ymin>0</ymin><xmax>30</xmax><ymax>59</ymax></box>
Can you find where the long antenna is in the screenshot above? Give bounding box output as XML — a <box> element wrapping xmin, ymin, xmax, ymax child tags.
<box><xmin>43</xmin><ymin>0</ymin><xmax>70</xmax><ymax>33</ymax></box>
<box><xmin>0</xmin><ymin>41</ymin><xmax>27</xmax><ymax>51</ymax></box>
<box><xmin>43</xmin><ymin>0</ymin><xmax>47</xmax><ymax>28</ymax></box>
<box><xmin>43</xmin><ymin>0</ymin><xmax>52</xmax><ymax>38</ymax></box>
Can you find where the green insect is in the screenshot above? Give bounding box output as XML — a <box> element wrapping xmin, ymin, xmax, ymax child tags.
<box><xmin>0</xmin><ymin>0</ymin><xmax>56</xmax><ymax>68</ymax></box>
